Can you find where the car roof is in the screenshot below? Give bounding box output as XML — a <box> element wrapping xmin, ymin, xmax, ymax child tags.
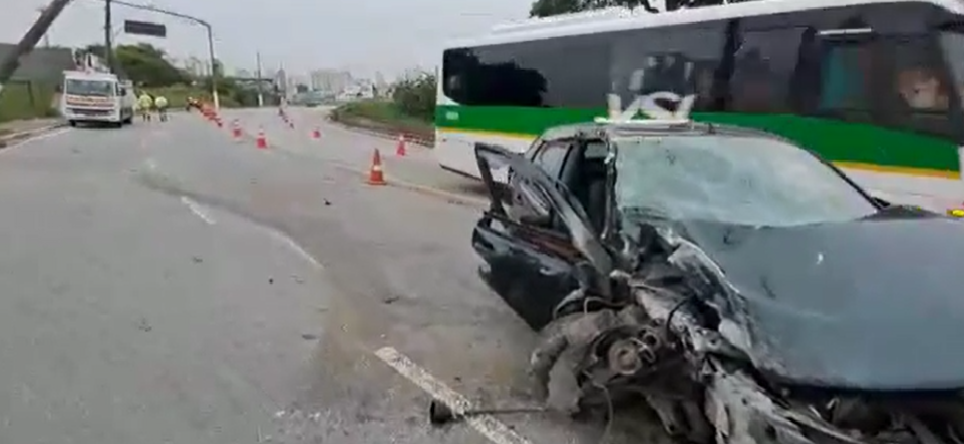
<box><xmin>541</xmin><ymin>120</ymin><xmax>789</xmax><ymax>144</ymax></box>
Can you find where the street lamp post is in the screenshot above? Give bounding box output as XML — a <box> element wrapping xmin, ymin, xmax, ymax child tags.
<box><xmin>108</xmin><ymin>0</ymin><xmax>220</xmax><ymax>110</ymax></box>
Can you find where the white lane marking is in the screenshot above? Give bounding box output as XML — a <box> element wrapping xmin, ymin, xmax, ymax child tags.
<box><xmin>374</xmin><ymin>346</ymin><xmax>534</xmax><ymax>444</ymax></box>
<box><xmin>3</xmin><ymin>127</ymin><xmax>72</xmax><ymax>150</ymax></box>
<box><xmin>269</xmin><ymin>229</ymin><xmax>322</xmax><ymax>269</ymax></box>
<box><xmin>145</xmin><ymin>158</ymin><xmax>157</xmax><ymax>170</ymax></box>
<box><xmin>180</xmin><ymin>196</ymin><xmax>216</xmax><ymax>225</ymax></box>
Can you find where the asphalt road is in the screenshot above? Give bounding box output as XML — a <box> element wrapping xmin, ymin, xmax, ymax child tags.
<box><xmin>0</xmin><ymin>110</ymin><xmax>669</xmax><ymax>444</ymax></box>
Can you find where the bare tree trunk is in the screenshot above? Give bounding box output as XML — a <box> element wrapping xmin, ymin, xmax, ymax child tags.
<box><xmin>0</xmin><ymin>0</ymin><xmax>74</xmax><ymax>97</ymax></box>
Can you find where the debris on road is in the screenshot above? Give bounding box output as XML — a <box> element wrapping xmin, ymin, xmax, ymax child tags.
<box><xmin>381</xmin><ymin>294</ymin><xmax>401</xmax><ymax>305</ymax></box>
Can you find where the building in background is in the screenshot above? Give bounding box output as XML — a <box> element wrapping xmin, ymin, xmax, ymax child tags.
<box><xmin>273</xmin><ymin>68</ymin><xmax>288</xmax><ymax>96</ymax></box>
<box><xmin>308</xmin><ymin>69</ymin><xmax>353</xmax><ymax>95</ymax></box>
<box><xmin>179</xmin><ymin>56</ymin><xmax>207</xmax><ymax>78</ymax></box>
<box><xmin>288</xmin><ymin>73</ymin><xmax>310</xmax><ymax>93</ymax></box>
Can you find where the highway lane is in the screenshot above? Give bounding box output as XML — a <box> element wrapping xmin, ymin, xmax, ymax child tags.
<box><xmin>0</xmin><ymin>112</ymin><xmax>667</xmax><ymax>443</ymax></box>
<box><xmin>220</xmin><ymin>106</ymin><xmax>490</xmax><ymax>201</ymax></box>
<box><xmin>0</xmin><ymin>119</ymin><xmax>334</xmax><ymax>443</ymax></box>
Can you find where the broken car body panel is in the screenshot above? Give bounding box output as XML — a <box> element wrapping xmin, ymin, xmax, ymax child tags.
<box><xmin>686</xmin><ymin>214</ymin><xmax>964</xmax><ymax>390</ymax></box>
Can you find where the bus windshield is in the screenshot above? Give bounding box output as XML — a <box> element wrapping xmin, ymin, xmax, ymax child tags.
<box><xmin>613</xmin><ymin>135</ymin><xmax>879</xmax><ymax>228</ymax></box>
<box><xmin>64</xmin><ymin>79</ymin><xmax>115</xmax><ymax>96</ymax></box>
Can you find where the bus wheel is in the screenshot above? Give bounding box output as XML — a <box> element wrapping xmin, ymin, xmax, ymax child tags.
<box><xmin>68</xmin><ymin>120</ymin><xmax>77</xmax><ymax>127</ymax></box>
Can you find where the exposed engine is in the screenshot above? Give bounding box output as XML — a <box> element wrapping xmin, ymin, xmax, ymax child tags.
<box><xmin>528</xmin><ymin>226</ymin><xmax>964</xmax><ymax>444</ymax></box>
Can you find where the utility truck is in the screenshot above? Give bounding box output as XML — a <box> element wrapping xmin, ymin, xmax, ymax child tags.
<box><xmin>61</xmin><ymin>70</ymin><xmax>135</xmax><ymax>127</ymax></box>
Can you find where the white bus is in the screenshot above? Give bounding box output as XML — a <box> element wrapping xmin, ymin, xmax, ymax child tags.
<box><xmin>435</xmin><ymin>0</ymin><xmax>964</xmax><ymax>212</ymax></box>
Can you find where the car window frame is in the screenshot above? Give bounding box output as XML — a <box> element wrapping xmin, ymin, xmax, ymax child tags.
<box><xmin>510</xmin><ymin>137</ymin><xmax>586</xmax><ymax>236</ymax></box>
<box><xmin>533</xmin><ymin>139</ymin><xmax>574</xmax><ymax>179</ymax></box>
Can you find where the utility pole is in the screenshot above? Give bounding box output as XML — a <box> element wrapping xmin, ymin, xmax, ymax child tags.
<box><xmin>104</xmin><ymin>0</ymin><xmax>113</xmax><ymax>73</ymax></box>
<box><xmin>255</xmin><ymin>51</ymin><xmax>264</xmax><ymax>107</ymax></box>
<box><xmin>37</xmin><ymin>6</ymin><xmax>52</xmax><ymax>47</ymax></box>
<box><xmin>0</xmin><ymin>0</ymin><xmax>74</xmax><ymax>97</ymax></box>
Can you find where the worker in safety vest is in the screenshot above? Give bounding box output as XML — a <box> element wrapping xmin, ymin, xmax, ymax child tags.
<box><xmin>137</xmin><ymin>92</ymin><xmax>153</xmax><ymax>122</ymax></box>
<box><xmin>154</xmin><ymin>95</ymin><xmax>169</xmax><ymax>121</ymax></box>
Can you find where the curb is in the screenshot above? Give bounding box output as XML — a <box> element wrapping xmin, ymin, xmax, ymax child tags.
<box><xmin>327</xmin><ymin>117</ymin><xmax>434</xmax><ymax>148</ymax></box>
<box><xmin>0</xmin><ymin>122</ymin><xmax>68</xmax><ymax>148</ymax></box>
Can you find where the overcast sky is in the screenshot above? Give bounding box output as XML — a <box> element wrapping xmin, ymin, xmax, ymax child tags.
<box><xmin>2</xmin><ymin>0</ymin><xmax>529</xmax><ymax>79</ymax></box>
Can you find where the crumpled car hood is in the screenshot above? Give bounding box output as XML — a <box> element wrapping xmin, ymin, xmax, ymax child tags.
<box><xmin>687</xmin><ymin>214</ymin><xmax>964</xmax><ymax>390</ymax></box>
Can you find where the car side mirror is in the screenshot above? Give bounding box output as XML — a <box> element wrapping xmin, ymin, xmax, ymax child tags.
<box><xmin>519</xmin><ymin>213</ymin><xmax>552</xmax><ymax>227</ymax></box>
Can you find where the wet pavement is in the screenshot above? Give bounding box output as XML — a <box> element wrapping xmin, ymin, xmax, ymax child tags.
<box><xmin>0</xmin><ymin>109</ymin><xmax>667</xmax><ymax>444</ymax></box>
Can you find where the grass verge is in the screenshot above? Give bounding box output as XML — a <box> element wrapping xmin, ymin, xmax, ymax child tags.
<box><xmin>330</xmin><ymin>100</ymin><xmax>434</xmax><ymax>143</ymax></box>
<box><xmin>0</xmin><ymin>81</ymin><xmax>58</xmax><ymax>123</ymax></box>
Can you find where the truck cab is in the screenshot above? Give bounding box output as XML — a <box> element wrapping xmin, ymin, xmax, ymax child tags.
<box><xmin>61</xmin><ymin>70</ymin><xmax>135</xmax><ymax>127</ymax></box>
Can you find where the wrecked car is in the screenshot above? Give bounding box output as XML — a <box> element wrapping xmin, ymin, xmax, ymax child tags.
<box><xmin>470</xmin><ymin>117</ymin><xmax>964</xmax><ymax>444</ymax></box>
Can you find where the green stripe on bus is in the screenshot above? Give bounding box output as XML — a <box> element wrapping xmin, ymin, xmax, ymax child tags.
<box><xmin>435</xmin><ymin>105</ymin><xmax>960</xmax><ymax>173</ymax></box>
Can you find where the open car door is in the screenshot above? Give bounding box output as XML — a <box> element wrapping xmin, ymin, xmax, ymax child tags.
<box><xmin>470</xmin><ymin>142</ymin><xmax>614</xmax><ymax>330</ymax></box>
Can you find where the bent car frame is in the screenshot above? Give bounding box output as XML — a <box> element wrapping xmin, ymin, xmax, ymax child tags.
<box><xmin>471</xmin><ymin>117</ymin><xmax>964</xmax><ymax>444</ymax></box>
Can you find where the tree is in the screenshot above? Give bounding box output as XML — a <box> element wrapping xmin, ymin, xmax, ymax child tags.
<box><xmin>80</xmin><ymin>43</ymin><xmax>187</xmax><ymax>87</ymax></box>
<box><xmin>391</xmin><ymin>72</ymin><xmax>436</xmax><ymax>121</ymax></box>
<box><xmin>530</xmin><ymin>0</ymin><xmax>582</xmax><ymax>17</ymax></box>
<box><xmin>529</xmin><ymin>0</ymin><xmax>657</xmax><ymax>17</ymax></box>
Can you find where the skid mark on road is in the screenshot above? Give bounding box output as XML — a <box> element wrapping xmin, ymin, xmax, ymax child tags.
<box><xmin>180</xmin><ymin>195</ymin><xmax>216</xmax><ymax>225</ymax></box>
<box><xmin>374</xmin><ymin>346</ymin><xmax>534</xmax><ymax>444</ymax></box>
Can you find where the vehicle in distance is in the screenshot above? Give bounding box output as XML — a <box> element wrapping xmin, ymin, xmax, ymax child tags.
<box><xmin>61</xmin><ymin>70</ymin><xmax>135</xmax><ymax>127</ymax></box>
<box><xmin>470</xmin><ymin>116</ymin><xmax>964</xmax><ymax>444</ymax></box>
<box><xmin>437</xmin><ymin>0</ymin><xmax>964</xmax><ymax>212</ymax></box>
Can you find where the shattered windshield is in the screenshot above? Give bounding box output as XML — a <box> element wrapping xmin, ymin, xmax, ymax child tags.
<box><xmin>64</xmin><ymin>79</ymin><xmax>115</xmax><ymax>96</ymax></box>
<box><xmin>612</xmin><ymin>135</ymin><xmax>878</xmax><ymax>228</ymax></box>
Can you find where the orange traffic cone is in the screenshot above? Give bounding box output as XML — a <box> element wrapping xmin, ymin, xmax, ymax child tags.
<box><xmin>312</xmin><ymin>128</ymin><xmax>321</xmax><ymax>139</ymax></box>
<box><xmin>395</xmin><ymin>134</ymin><xmax>406</xmax><ymax>156</ymax></box>
<box><xmin>367</xmin><ymin>149</ymin><xmax>386</xmax><ymax>185</ymax></box>
<box><xmin>232</xmin><ymin>120</ymin><xmax>242</xmax><ymax>139</ymax></box>
<box><xmin>256</xmin><ymin>128</ymin><xmax>268</xmax><ymax>150</ymax></box>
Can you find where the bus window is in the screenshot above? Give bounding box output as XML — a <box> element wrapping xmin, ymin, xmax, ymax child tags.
<box><xmin>940</xmin><ymin>30</ymin><xmax>964</xmax><ymax>111</ymax></box>
<box><xmin>884</xmin><ymin>34</ymin><xmax>955</xmax><ymax>137</ymax></box>
<box><xmin>819</xmin><ymin>44</ymin><xmax>870</xmax><ymax>110</ymax></box>
<box><xmin>731</xmin><ymin>28</ymin><xmax>806</xmax><ymax>112</ymax></box>
<box><xmin>896</xmin><ymin>66</ymin><xmax>949</xmax><ymax>110</ymax></box>
<box><xmin>609</xmin><ymin>24</ymin><xmax>727</xmax><ymax>107</ymax></box>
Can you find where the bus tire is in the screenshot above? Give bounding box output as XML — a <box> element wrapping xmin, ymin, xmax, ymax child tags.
<box><xmin>68</xmin><ymin>120</ymin><xmax>77</xmax><ymax>127</ymax></box>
